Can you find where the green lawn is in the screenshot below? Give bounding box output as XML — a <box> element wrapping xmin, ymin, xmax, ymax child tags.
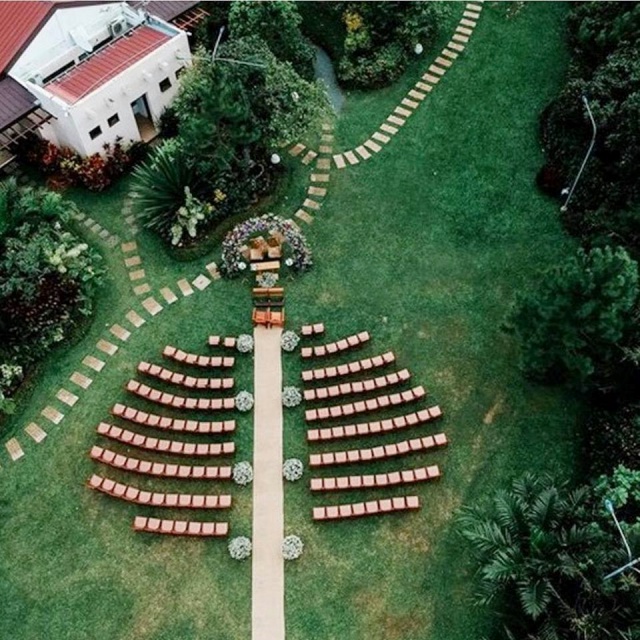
<box><xmin>0</xmin><ymin>3</ymin><xmax>581</xmax><ymax>639</ymax></box>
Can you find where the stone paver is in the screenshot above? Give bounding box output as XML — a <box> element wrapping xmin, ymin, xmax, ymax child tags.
<box><xmin>364</xmin><ymin>139</ymin><xmax>382</xmax><ymax>153</ymax></box>
<box><xmin>409</xmin><ymin>89</ymin><xmax>427</xmax><ymax>101</ymax></box>
<box><xmin>442</xmin><ymin>48</ymin><xmax>459</xmax><ymax>60</ymax></box>
<box><xmin>83</xmin><ymin>355</ymin><xmax>105</xmax><ymax>372</ymax></box>
<box><xmin>373</xmin><ymin>131</ymin><xmax>391</xmax><ymax>144</ymax></box>
<box><xmin>141</xmin><ymin>297</ymin><xmax>163</xmax><ymax>316</ymax></box>
<box><xmin>25</xmin><ymin>422</ymin><xmax>47</xmax><ymax>443</ymax></box>
<box><xmin>99</xmin><ymin>228</ymin><xmax>110</xmax><ymax>240</ymax></box>
<box><xmin>436</xmin><ymin>55</ymin><xmax>454</xmax><ymax>67</ymax></box>
<box><xmin>288</xmin><ymin>143</ymin><xmax>305</xmax><ymax>157</ymax></box>
<box><xmin>321</xmin><ymin>123</ymin><xmax>333</xmax><ymax>131</ymax></box>
<box><xmin>160</xmin><ymin>287</ymin><xmax>178</xmax><ymax>304</ymax></box>
<box><xmin>355</xmin><ymin>145</ymin><xmax>371</xmax><ymax>160</ymax></box>
<box><xmin>301</xmin><ymin>150</ymin><xmax>317</xmax><ymax>165</ymax></box>
<box><xmin>126</xmin><ymin>310</ymin><xmax>146</xmax><ymax>328</ymax></box>
<box><xmin>97</xmin><ymin>339</ymin><xmax>118</xmax><ymax>356</ymax></box>
<box><xmin>124</xmin><ymin>255</ymin><xmax>141</xmax><ymax>267</ymax></box>
<box><xmin>463</xmin><ymin>10</ymin><xmax>480</xmax><ymax>20</ymax></box>
<box><xmin>252</xmin><ymin>326</ymin><xmax>285</xmax><ymax>640</ymax></box>
<box><xmin>6</xmin><ymin>438</ymin><xmax>24</xmax><ymax>461</ymax></box>
<box><xmin>308</xmin><ymin>186</ymin><xmax>327</xmax><ymax>197</ymax></box>
<box><xmin>206</xmin><ymin>262</ymin><xmax>220</xmax><ymax>279</ymax></box>
<box><xmin>401</xmin><ymin>98</ymin><xmax>419</xmax><ymax>109</ymax></box>
<box><xmin>316</xmin><ymin>158</ymin><xmax>331</xmax><ymax>170</ymax></box>
<box><xmin>303</xmin><ymin>198</ymin><xmax>321</xmax><ymax>211</ymax></box>
<box><xmin>423</xmin><ymin>73</ymin><xmax>440</xmax><ymax>84</ymax></box>
<box><xmin>395</xmin><ymin>106</ymin><xmax>412</xmax><ymax>117</ymax></box>
<box><xmin>319</xmin><ymin>145</ymin><xmax>333</xmax><ymax>154</ymax></box>
<box><xmin>387</xmin><ymin>115</ymin><xmax>405</xmax><ymax>127</ymax></box>
<box><xmin>41</xmin><ymin>406</ymin><xmax>64</xmax><ymax>425</ymax></box>
<box><xmin>415</xmin><ymin>81</ymin><xmax>433</xmax><ymax>92</ymax></box>
<box><xmin>129</xmin><ymin>269</ymin><xmax>146</xmax><ymax>282</ymax></box>
<box><xmin>133</xmin><ymin>283</ymin><xmax>151</xmax><ymax>296</ymax></box>
<box><xmin>467</xmin><ymin>2</ymin><xmax>483</xmax><ymax>11</ymax></box>
<box><xmin>453</xmin><ymin>33</ymin><xmax>470</xmax><ymax>44</ymax></box>
<box><xmin>177</xmin><ymin>279</ymin><xmax>194</xmax><ymax>296</ymax></box>
<box><xmin>295</xmin><ymin>210</ymin><xmax>314</xmax><ymax>224</ymax></box>
<box><xmin>380</xmin><ymin>123</ymin><xmax>398</xmax><ymax>135</ymax></box>
<box><xmin>456</xmin><ymin>25</ymin><xmax>474</xmax><ymax>36</ymax></box>
<box><xmin>448</xmin><ymin>41</ymin><xmax>465</xmax><ymax>52</ymax></box>
<box><xmin>333</xmin><ymin>154</ymin><xmax>346</xmax><ymax>169</ymax></box>
<box><xmin>121</xmin><ymin>241</ymin><xmax>137</xmax><ymax>253</ymax></box>
<box><xmin>56</xmin><ymin>388</ymin><xmax>79</xmax><ymax>407</ymax></box>
<box><xmin>70</xmin><ymin>371</ymin><xmax>92</xmax><ymax>389</ymax></box>
<box><xmin>106</xmin><ymin>236</ymin><xmax>119</xmax><ymax>249</ymax></box>
<box><xmin>320</xmin><ymin>134</ymin><xmax>333</xmax><ymax>143</ymax></box>
<box><xmin>344</xmin><ymin>150</ymin><xmax>359</xmax><ymax>165</ymax></box>
<box><xmin>192</xmin><ymin>274</ymin><xmax>211</xmax><ymax>290</ymax></box>
<box><xmin>429</xmin><ymin>64</ymin><xmax>447</xmax><ymax>76</ymax></box>
<box><xmin>90</xmin><ymin>223</ymin><xmax>102</xmax><ymax>234</ymax></box>
<box><xmin>310</xmin><ymin>173</ymin><xmax>330</xmax><ymax>183</ymax></box>
<box><xmin>110</xmin><ymin>324</ymin><xmax>131</xmax><ymax>341</ymax></box>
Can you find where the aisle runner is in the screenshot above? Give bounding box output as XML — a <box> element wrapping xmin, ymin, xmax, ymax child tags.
<box><xmin>251</xmin><ymin>326</ymin><xmax>285</xmax><ymax>640</ymax></box>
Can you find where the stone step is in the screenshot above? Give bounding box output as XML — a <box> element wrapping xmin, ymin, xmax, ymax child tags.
<box><xmin>363</xmin><ymin>139</ymin><xmax>382</xmax><ymax>153</ymax></box>
<box><xmin>355</xmin><ymin>145</ymin><xmax>371</xmax><ymax>160</ymax></box>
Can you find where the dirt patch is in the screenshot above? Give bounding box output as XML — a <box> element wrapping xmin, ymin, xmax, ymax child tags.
<box><xmin>483</xmin><ymin>394</ymin><xmax>505</xmax><ymax>424</ymax></box>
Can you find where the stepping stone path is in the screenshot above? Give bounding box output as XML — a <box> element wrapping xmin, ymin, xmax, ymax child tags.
<box><xmin>5</xmin><ymin>438</ymin><xmax>24</xmax><ymax>461</ymax></box>
<box><xmin>25</xmin><ymin>423</ymin><xmax>47</xmax><ymax>443</ymax></box>
<box><xmin>192</xmin><ymin>274</ymin><xmax>211</xmax><ymax>291</ymax></box>
<box><xmin>295</xmin><ymin>210</ymin><xmax>314</xmax><ymax>225</ymax></box>
<box><xmin>141</xmin><ymin>297</ymin><xmax>163</xmax><ymax>316</ymax></box>
<box><xmin>110</xmin><ymin>324</ymin><xmax>131</xmax><ymax>342</ymax></box>
<box><xmin>56</xmin><ymin>389</ymin><xmax>79</xmax><ymax>407</ymax></box>
<box><xmin>83</xmin><ymin>355</ymin><xmax>105</xmax><ymax>372</ymax></box>
<box><xmin>160</xmin><ymin>287</ymin><xmax>178</xmax><ymax>304</ymax></box>
<box><xmin>206</xmin><ymin>262</ymin><xmax>221</xmax><ymax>279</ymax></box>
<box><xmin>126</xmin><ymin>310</ymin><xmax>145</xmax><ymax>328</ymax></box>
<box><xmin>70</xmin><ymin>372</ymin><xmax>92</xmax><ymax>389</ymax></box>
<box><xmin>97</xmin><ymin>339</ymin><xmax>118</xmax><ymax>356</ymax></box>
<box><xmin>41</xmin><ymin>406</ymin><xmax>64</xmax><ymax>425</ymax></box>
<box><xmin>177</xmin><ymin>279</ymin><xmax>194</xmax><ymax>296</ymax></box>
<box><xmin>133</xmin><ymin>283</ymin><xmax>151</xmax><ymax>296</ymax></box>
<box><xmin>129</xmin><ymin>269</ymin><xmax>145</xmax><ymax>282</ymax></box>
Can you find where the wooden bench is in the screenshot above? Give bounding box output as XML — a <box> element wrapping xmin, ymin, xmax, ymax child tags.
<box><xmin>126</xmin><ymin>380</ymin><xmax>236</xmax><ymax>411</ymax></box>
<box><xmin>305</xmin><ymin>386</ymin><xmax>426</xmax><ymax>422</ymax></box>
<box><xmin>252</xmin><ymin>287</ymin><xmax>284</xmax><ymax>298</ymax></box>
<box><xmin>133</xmin><ymin>516</ymin><xmax>229</xmax><ymax>537</ymax></box>
<box><xmin>312</xmin><ymin>495</ymin><xmax>420</xmax><ymax>521</ymax></box>
<box><xmin>96</xmin><ymin>422</ymin><xmax>235</xmax><ymax>457</ymax></box>
<box><xmin>90</xmin><ymin>446</ymin><xmax>232</xmax><ymax>479</ymax></box>
<box><xmin>303</xmin><ymin>369</ymin><xmax>411</xmax><ymax>402</ymax></box>
<box><xmin>137</xmin><ymin>362</ymin><xmax>234</xmax><ymax>390</ymax></box>
<box><xmin>310</xmin><ymin>465</ymin><xmax>441</xmax><ymax>492</ymax></box>
<box><xmin>301</xmin><ymin>323</ymin><xmax>325</xmax><ymax>337</ymax></box>
<box><xmin>111</xmin><ymin>404</ymin><xmax>235</xmax><ymax>434</ymax></box>
<box><xmin>162</xmin><ymin>346</ymin><xmax>234</xmax><ymax>368</ymax></box>
<box><xmin>301</xmin><ymin>351</ymin><xmax>395</xmax><ymax>382</ymax></box>
<box><xmin>250</xmin><ymin>260</ymin><xmax>280</xmax><ymax>272</ymax></box>
<box><xmin>207</xmin><ymin>336</ymin><xmax>237</xmax><ymax>349</ymax></box>
<box><xmin>307</xmin><ymin>406</ymin><xmax>442</xmax><ymax>442</ymax></box>
<box><xmin>300</xmin><ymin>332</ymin><xmax>370</xmax><ymax>359</ymax></box>
<box><xmin>308</xmin><ymin>433</ymin><xmax>448</xmax><ymax>467</ymax></box>
<box><xmin>87</xmin><ymin>474</ymin><xmax>232</xmax><ymax>508</ymax></box>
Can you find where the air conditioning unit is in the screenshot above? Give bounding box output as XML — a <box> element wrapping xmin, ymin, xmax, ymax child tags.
<box><xmin>108</xmin><ymin>18</ymin><xmax>127</xmax><ymax>38</ymax></box>
<box><xmin>30</xmin><ymin>73</ymin><xmax>44</xmax><ymax>86</ymax></box>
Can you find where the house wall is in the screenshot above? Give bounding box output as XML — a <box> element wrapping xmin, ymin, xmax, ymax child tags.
<box><xmin>13</xmin><ymin>27</ymin><xmax>191</xmax><ymax>156</ymax></box>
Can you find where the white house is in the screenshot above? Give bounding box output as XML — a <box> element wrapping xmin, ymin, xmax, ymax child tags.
<box><xmin>0</xmin><ymin>1</ymin><xmax>206</xmax><ymax>164</ymax></box>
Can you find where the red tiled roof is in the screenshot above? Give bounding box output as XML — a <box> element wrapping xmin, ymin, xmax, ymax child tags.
<box><xmin>0</xmin><ymin>1</ymin><xmax>54</xmax><ymax>74</ymax></box>
<box><xmin>48</xmin><ymin>26</ymin><xmax>170</xmax><ymax>104</ymax></box>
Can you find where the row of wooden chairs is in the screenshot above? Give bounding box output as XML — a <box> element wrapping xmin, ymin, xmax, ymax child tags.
<box><xmin>305</xmin><ymin>385</ymin><xmax>426</xmax><ymax>422</ymax></box>
<box><xmin>313</xmin><ymin>495</ymin><xmax>420</xmax><ymax>521</ymax></box>
<box><xmin>96</xmin><ymin>422</ymin><xmax>235</xmax><ymax>457</ymax></box>
<box><xmin>301</xmin><ymin>331</ymin><xmax>370</xmax><ymax>359</ymax></box>
<box><xmin>163</xmin><ymin>346</ymin><xmax>234</xmax><ymax>369</ymax></box>
<box><xmin>111</xmin><ymin>404</ymin><xmax>235</xmax><ymax>434</ymax></box>
<box><xmin>207</xmin><ymin>336</ymin><xmax>237</xmax><ymax>348</ymax></box>
<box><xmin>133</xmin><ymin>516</ymin><xmax>229</xmax><ymax>537</ymax></box>
<box><xmin>304</xmin><ymin>369</ymin><xmax>411</xmax><ymax>402</ymax></box>
<box><xmin>307</xmin><ymin>406</ymin><xmax>442</xmax><ymax>442</ymax></box>
<box><xmin>301</xmin><ymin>323</ymin><xmax>325</xmax><ymax>337</ymax></box>
<box><xmin>126</xmin><ymin>380</ymin><xmax>236</xmax><ymax>411</ymax></box>
<box><xmin>310</xmin><ymin>465</ymin><xmax>441</xmax><ymax>492</ymax></box>
<box><xmin>87</xmin><ymin>474</ymin><xmax>232</xmax><ymax>509</ymax></box>
<box><xmin>90</xmin><ymin>446</ymin><xmax>232</xmax><ymax>479</ymax></box>
<box><xmin>301</xmin><ymin>351</ymin><xmax>395</xmax><ymax>382</ymax></box>
<box><xmin>137</xmin><ymin>362</ymin><xmax>234</xmax><ymax>390</ymax></box>
<box><xmin>309</xmin><ymin>433</ymin><xmax>448</xmax><ymax>467</ymax></box>
<box><xmin>252</xmin><ymin>308</ymin><xmax>285</xmax><ymax>327</ymax></box>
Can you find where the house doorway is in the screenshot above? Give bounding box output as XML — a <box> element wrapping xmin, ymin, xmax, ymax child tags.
<box><xmin>130</xmin><ymin>94</ymin><xmax>157</xmax><ymax>142</ymax></box>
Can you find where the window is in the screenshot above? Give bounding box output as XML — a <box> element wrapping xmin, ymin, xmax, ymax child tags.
<box><xmin>107</xmin><ymin>113</ymin><xmax>120</xmax><ymax>127</ymax></box>
<box><xmin>159</xmin><ymin>77</ymin><xmax>172</xmax><ymax>92</ymax></box>
<box><xmin>175</xmin><ymin>66</ymin><xmax>185</xmax><ymax>79</ymax></box>
<box><xmin>89</xmin><ymin>126</ymin><xmax>102</xmax><ymax>140</ymax></box>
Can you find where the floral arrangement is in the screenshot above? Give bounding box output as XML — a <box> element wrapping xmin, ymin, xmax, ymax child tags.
<box><xmin>281</xmin><ymin>330</ymin><xmax>300</xmax><ymax>352</ymax></box>
<box><xmin>233</xmin><ymin>461</ymin><xmax>254</xmax><ymax>486</ymax></box>
<box><xmin>257</xmin><ymin>271</ymin><xmax>278</xmax><ymax>288</ymax></box>
<box><xmin>236</xmin><ymin>334</ymin><xmax>254</xmax><ymax>353</ymax></box>
<box><xmin>228</xmin><ymin>536</ymin><xmax>252</xmax><ymax>560</ymax></box>
<box><xmin>282</xmin><ymin>535</ymin><xmax>304</xmax><ymax>560</ymax></box>
<box><xmin>283</xmin><ymin>458</ymin><xmax>304</xmax><ymax>482</ymax></box>
<box><xmin>221</xmin><ymin>213</ymin><xmax>312</xmax><ymax>277</ymax></box>
<box><xmin>235</xmin><ymin>390</ymin><xmax>254</xmax><ymax>412</ymax></box>
<box><xmin>282</xmin><ymin>386</ymin><xmax>302</xmax><ymax>408</ymax></box>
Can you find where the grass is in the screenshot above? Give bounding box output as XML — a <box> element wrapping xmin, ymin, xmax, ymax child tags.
<box><xmin>0</xmin><ymin>3</ymin><xmax>580</xmax><ymax>639</ymax></box>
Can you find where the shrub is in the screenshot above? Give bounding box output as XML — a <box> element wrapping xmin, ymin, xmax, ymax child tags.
<box><xmin>228</xmin><ymin>536</ymin><xmax>252</xmax><ymax>560</ymax></box>
<box><xmin>233</xmin><ymin>461</ymin><xmax>254</xmax><ymax>486</ymax></box>
<box><xmin>169</xmin><ymin>187</ymin><xmax>213</xmax><ymax>246</ymax></box>
<box><xmin>282</xmin><ymin>386</ymin><xmax>302</xmax><ymax>408</ymax></box>
<box><xmin>256</xmin><ymin>271</ymin><xmax>278</xmax><ymax>288</ymax></box>
<box><xmin>236</xmin><ymin>334</ymin><xmax>254</xmax><ymax>353</ymax></box>
<box><xmin>281</xmin><ymin>330</ymin><xmax>300</xmax><ymax>352</ymax></box>
<box><xmin>235</xmin><ymin>390</ymin><xmax>254</xmax><ymax>412</ymax></box>
<box><xmin>282</xmin><ymin>535</ymin><xmax>304</xmax><ymax>560</ymax></box>
<box><xmin>283</xmin><ymin>458</ymin><xmax>304</xmax><ymax>482</ymax></box>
